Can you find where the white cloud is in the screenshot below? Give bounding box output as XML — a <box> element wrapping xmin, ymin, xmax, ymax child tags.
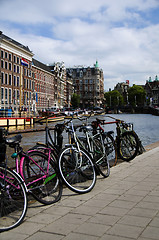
<box><xmin>1</xmin><ymin>0</ymin><xmax>159</xmax><ymax>90</ymax></box>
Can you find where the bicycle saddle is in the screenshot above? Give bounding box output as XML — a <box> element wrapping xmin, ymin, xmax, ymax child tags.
<box><xmin>6</xmin><ymin>134</ymin><xmax>22</xmax><ymax>146</ymax></box>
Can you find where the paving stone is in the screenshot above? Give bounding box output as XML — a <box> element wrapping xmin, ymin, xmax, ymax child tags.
<box><xmin>136</xmin><ymin>201</ymin><xmax>159</xmax><ymax>210</ymax></box>
<box><xmin>117</xmin><ymin>193</ymin><xmax>144</xmax><ymax>203</ymax></box>
<box><xmin>83</xmin><ymin>198</ymin><xmax>110</xmax><ymax>208</ymax></box>
<box><xmin>143</xmin><ymin>195</ymin><xmax>159</xmax><ymax>203</ymax></box>
<box><xmin>108</xmin><ymin>199</ymin><xmax>137</xmax><ymax>209</ymax></box>
<box><xmin>43</xmin><ymin>205</ymin><xmax>73</xmax><ymax>215</ymax></box>
<box><xmin>118</xmin><ymin>215</ymin><xmax>152</xmax><ymax>227</ymax></box>
<box><xmin>88</xmin><ymin>213</ymin><xmax>120</xmax><ymax>226</ymax></box>
<box><xmin>10</xmin><ymin>221</ymin><xmax>45</xmax><ymax>235</ymax></box>
<box><xmin>0</xmin><ymin>232</ymin><xmax>28</xmax><ymax>240</ymax></box>
<box><xmin>149</xmin><ymin>216</ymin><xmax>159</xmax><ymax>227</ymax></box>
<box><xmin>73</xmin><ymin>222</ymin><xmax>110</xmax><ymax>237</ymax></box>
<box><xmin>58</xmin><ymin>213</ymin><xmax>90</xmax><ymax>225</ymax></box>
<box><xmin>141</xmin><ymin>226</ymin><xmax>159</xmax><ymax>239</ymax></box>
<box><xmin>99</xmin><ymin>206</ymin><xmax>129</xmax><ymax>216</ymax></box>
<box><xmin>71</xmin><ymin>205</ymin><xmax>101</xmax><ymax>216</ymax></box>
<box><xmin>26</xmin><ymin>231</ymin><xmax>63</xmax><ymax>240</ymax></box>
<box><xmin>62</xmin><ymin>232</ymin><xmax>99</xmax><ymax>240</ymax></box>
<box><xmin>26</xmin><ymin>213</ymin><xmax>60</xmax><ymax>224</ymax></box>
<box><xmin>100</xmin><ymin>234</ymin><xmax>135</xmax><ymax>240</ymax></box>
<box><xmin>128</xmin><ymin>207</ymin><xmax>158</xmax><ymax>218</ymax></box>
<box><xmin>106</xmin><ymin>223</ymin><xmax>144</xmax><ymax>239</ymax></box>
<box><xmin>42</xmin><ymin>220</ymin><xmax>78</xmax><ymax>235</ymax></box>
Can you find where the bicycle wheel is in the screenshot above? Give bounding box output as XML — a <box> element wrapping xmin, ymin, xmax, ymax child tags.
<box><xmin>58</xmin><ymin>146</ymin><xmax>96</xmax><ymax>194</ymax></box>
<box><xmin>0</xmin><ymin>166</ymin><xmax>27</xmax><ymax>232</ymax></box>
<box><xmin>118</xmin><ymin>131</ymin><xmax>139</xmax><ymax>161</ymax></box>
<box><xmin>103</xmin><ymin>133</ymin><xmax>117</xmax><ymax>167</ymax></box>
<box><xmin>22</xmin><ymin>151</ymin><xmax>63</xmax><ymax>205</ymax></box>
<box><xmin>90</xmin><ymin>137</ymin><xmax>110</xmax><ymax>178</ymax></box>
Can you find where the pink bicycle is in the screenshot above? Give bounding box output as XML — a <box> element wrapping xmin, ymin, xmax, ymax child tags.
<box><xmin>6</xmin><ymin>134</ymin><xmax>63</xmax><ymax>205</ymax></box>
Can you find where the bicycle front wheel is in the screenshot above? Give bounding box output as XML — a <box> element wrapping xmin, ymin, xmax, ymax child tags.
<box><xmin>0</xmin><ymin>166</ymin><xmax>27</xmax><ymax>232</ymax></box>
<box><xmin>58</xmin><ymin>146</ymin><xmax>96</xmax><ymax>194</ymax></box>
<box><xmin>118</xmin><ymin>131</ymin><xmax>139</xmax><ymax>161</ymax></box>
<box><xmin>22</xmin><ymin>151</ymin><xmax>63</xmax><ymax>205</ymax></box>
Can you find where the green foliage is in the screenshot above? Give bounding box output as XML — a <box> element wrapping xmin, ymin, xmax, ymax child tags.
<box><xmin>71</xmin><ymin>93</ymin><xmax>80</xmax><ymax>108</ymax></box>
<box><xmin>104</xmin><ymin>90</ymin><xmax>124</xmax><ymax>107</ymax></box>
<box><xmin>128</xmin><ymin>85</ymin><xmax>146</xmax><ymax>106</ymax></box>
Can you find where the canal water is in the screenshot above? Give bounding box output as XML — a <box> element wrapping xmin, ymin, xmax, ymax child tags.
<box><xmin>7</xmin><ymin>113</ymin><xmax>159</xmax><ymax>154</ymax></box>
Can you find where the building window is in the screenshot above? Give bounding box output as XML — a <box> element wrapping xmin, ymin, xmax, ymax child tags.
<box><xmin>14</xmin><ymin>76</ymin><xmax>16</xmax><ymax>86</ymax></box>
<box><xmin>9</xmin><ymin>89</ymin><xmax>12</xmax><ymax>104</ymax></box>
<box><xmin>17</xmin><ymin>57</ymin><xmax>19</xmax><ymax>64</ymax></box>
<box><xmin>24</xmin><ymin>79</ymin><xmax>26</xmax><ymax>88</ymax></box>
<box><xmin>13</xmin><ymin>55</ymin><xmax>16</xmax><ymax>63</ymax></box>
<box><xmin>9</xmin><ymin>74</ymin><xmax>12</xmax><ymax>85</ymax></box>
<box><xmin>1</xmin><ymin>60</ymin><xmax>4</xmax><ymax>68</ymax></box>
<box><xmin>1</xmin><ymin>72</ymin><xmax>4</xmax><ymax>84</ymax></box>
<box><xmin>17</xmin><ymin>76</ymin><xmax>19</xmax><ymax>86</ymax></box>
<box><xmin>5</xmin><ymin>88</ymin><xmax>8</xmax><ymax>103</ymax></box>
<box><xmin>14</xmin><ymin>65</ymin><xmax>16</xmax><ymax>72</ymax></box>
<box><xmin>1</xmin><ymin>50</ymin><xmax>4</xmax><ymax>58</ymax></box>
<box><xmin>5</xmin><ymin>52</ymin><xmax>8</xmax><ymax>59</ymax></box>
<box><xmin>5</xmin><ymin>61</ymin><xmax>8</xmax><ymax>69</ymax></box>
<box><xmin>1</xmin><ymin>87</ymin><xmax>4</xmax><ymax>100</ymax></box>
<box><xmin>5</xmin><ymin>74</ymin><xmax>8</xmax><ymax>85</ymax></box>
<box><xmin>17</xmin><ymin>65</ymin><xmax>19</xmax><ymax>73</ymax></box>
<box><xmin>9</xmin><ymin>62</ymin><xmax>12</xmax><ymax>71</ymax></box>
<box><xmin>17</xmin><ymin>90</ymin><xmax>19</xmax><ymax>100</ymax></box>
<box><xmin>9</xmin><ymin>53</ymin><xmax>12</xmax><ymax>61</ymax></box>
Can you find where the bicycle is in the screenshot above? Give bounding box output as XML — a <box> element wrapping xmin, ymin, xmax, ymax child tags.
<box><xmin>5</xmin><ymin>133</ymin><xmax>63</xmax><ymax>205</ymax></box>
<box><xmin>92</xmin><ymin>116</ymin><xmax>143</xmax><ymax>165</ymax></box>
<box><xmin>69</xmin><ymin>118</ymin><xmax>111</xmax><ymax>178</ymax></box>
<box><xmin>58</xmin><ymin>116</ymin><xmax>97</xmax><ymax>194</ymax></box>
<box><xmin>0</xmin><ymin>128</ymin><xmax>28</xmax><ymax>232</ymax></box>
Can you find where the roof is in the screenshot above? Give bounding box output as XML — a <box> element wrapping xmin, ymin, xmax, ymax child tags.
<box><xmin>0</xmin><ymin>31</ymin><xmax>32</xmax><ymax>53</ymax></box>
<box><xmin>32</xmin><ymin>58</ymin><xmax>52</xmax><ymax>73</ymax></box>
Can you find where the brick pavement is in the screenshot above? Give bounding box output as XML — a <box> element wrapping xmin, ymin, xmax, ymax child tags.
<box><xmin>1</xmin><ymin>144</ymin><xmax>159</xmax><ymax>240</ymax></box>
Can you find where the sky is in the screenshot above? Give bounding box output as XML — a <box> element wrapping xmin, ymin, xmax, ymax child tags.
<box><xmin>1</xmin><ymin>0</ymin><xmax>159</xmax><ymax>91</ymax></box>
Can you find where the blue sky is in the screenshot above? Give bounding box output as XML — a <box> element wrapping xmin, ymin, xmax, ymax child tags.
<box><xmin>1</xmin><ymin>0</ymin><xmax>159</xmax><ymax>90</ymax></box>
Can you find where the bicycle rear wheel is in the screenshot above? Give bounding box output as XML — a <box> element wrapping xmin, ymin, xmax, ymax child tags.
<box><xmin>118</xmin><ymin>131</ymin><xmax>139</xmax><ymax>161</ymax></box>
<box><xmin>103</xmin><ymin>133</ymin><xmax>117</xmax><ymax>167</ymax></box>
<box><xmin>0</xmin><ymin>166</ymin><xmax>27</xmax><ymax>232</ymax></box>
<box><xmin>91</xmin><ymin>138</ymin><xmax>110</xmax><ymax>178</ymax></box>
<box><xmin>22</xmin><ymin>151</ymin><xmax>63</xmax><ymax>205</ymax></box>
<box><xmin>59</xmin><ymin>146</ymin><xmax>96</xmax><ymax>194</ymax></box>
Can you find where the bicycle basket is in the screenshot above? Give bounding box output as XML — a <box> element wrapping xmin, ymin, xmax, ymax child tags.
<box><xmin>0</xmin><ymin>127</ymin><xmax>7</xmax><ymax>162</ymax></box>
<box><xmin>120</xmin><ymin>122</ymin><xmax>133</xmax><ymax>133</ymax></box>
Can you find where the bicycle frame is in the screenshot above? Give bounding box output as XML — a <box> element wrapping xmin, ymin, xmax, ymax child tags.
<box><xmin>12</xmin><ymin>144</ymin><xmax>54</xmax><ymax>192</ymax></box>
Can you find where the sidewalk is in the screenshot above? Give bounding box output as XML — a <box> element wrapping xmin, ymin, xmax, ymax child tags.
<box><xmin>1</xmin><ymin>145</ymin><xmax>159</xmax><ymax>240</ymax></box>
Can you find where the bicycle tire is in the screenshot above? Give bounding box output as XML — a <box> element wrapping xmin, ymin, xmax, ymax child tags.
<box><xmin>58</xmin><ymin>146</ymin><xmax>96</xmax><ymax>194</ymax></box>
<box><xmin>118</xmin><ymin>131</ymin><xmax>139</xmax><ymax>161</ymax></box>
<box><xmin>22</xmin><ymin>151</ymin><xmax>63</xmax><ymax>205</ymax></box>
<box><xmin>92</xmin><ymin>137</ymin><xmax>110</xmax><ymax>178</ymax></box>
<box><xmin>103</xmin><ymin>133</ymin><xmax>117</xmax><ymax>167</ymax></box>
<box><xmin>0</xmin><ymin>166</ymin><xmax>27</xmax><ymax>232</ymax></box>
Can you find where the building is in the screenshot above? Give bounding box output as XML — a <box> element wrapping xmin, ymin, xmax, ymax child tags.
<box><xmin>0</xmin><ymin>32</ymin><xmax>67</xmax><ymax>115</ymax></box>
<box><xmin>145</xmin><ymin>76</ymin><xmax>159</xmax><ymax>106</ymax></box>
<box><xmin>66</xmin><ymin>61</ymin><xmax>104</xmax><ymax>109</ymax></box>
<box><xmin>48</xmin><ymin>62</ymin><xmax>67</xmax><ymax>109</ymax></box>
<box><xmin>0</xmin><ymin>31</ymin><xmax>34</xmax><ymax>114</ymax></box>
<box><xmin>32</xmin><ymin>59</ymin><xmax>55</xmax><ymax>113</ymax></box>
<box><xmin>114</xmin><ymin>81</ymin><xmax>129</xmax><ymax>104</ymax></box>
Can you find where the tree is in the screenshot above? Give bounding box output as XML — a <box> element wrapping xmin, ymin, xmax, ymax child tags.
<box><xmin>104</xmin><ymin>90</ymin><xmax>124</xmax><ymax>107</ymax></box>
<box><xmin>128</xmin><ymin>85</ymin><xmax>146</xmax><ymax>106</ymax></box>
<box><xmin>71</xmin><ymin>93</ymin><xmax>80</xmax><ymax>108</ymax></box>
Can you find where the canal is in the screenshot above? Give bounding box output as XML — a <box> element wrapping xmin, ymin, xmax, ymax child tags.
<box><xmin>6</xmin><ymin>113</ymin><xmax>159</xmax><ymax>154</ymax></box>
